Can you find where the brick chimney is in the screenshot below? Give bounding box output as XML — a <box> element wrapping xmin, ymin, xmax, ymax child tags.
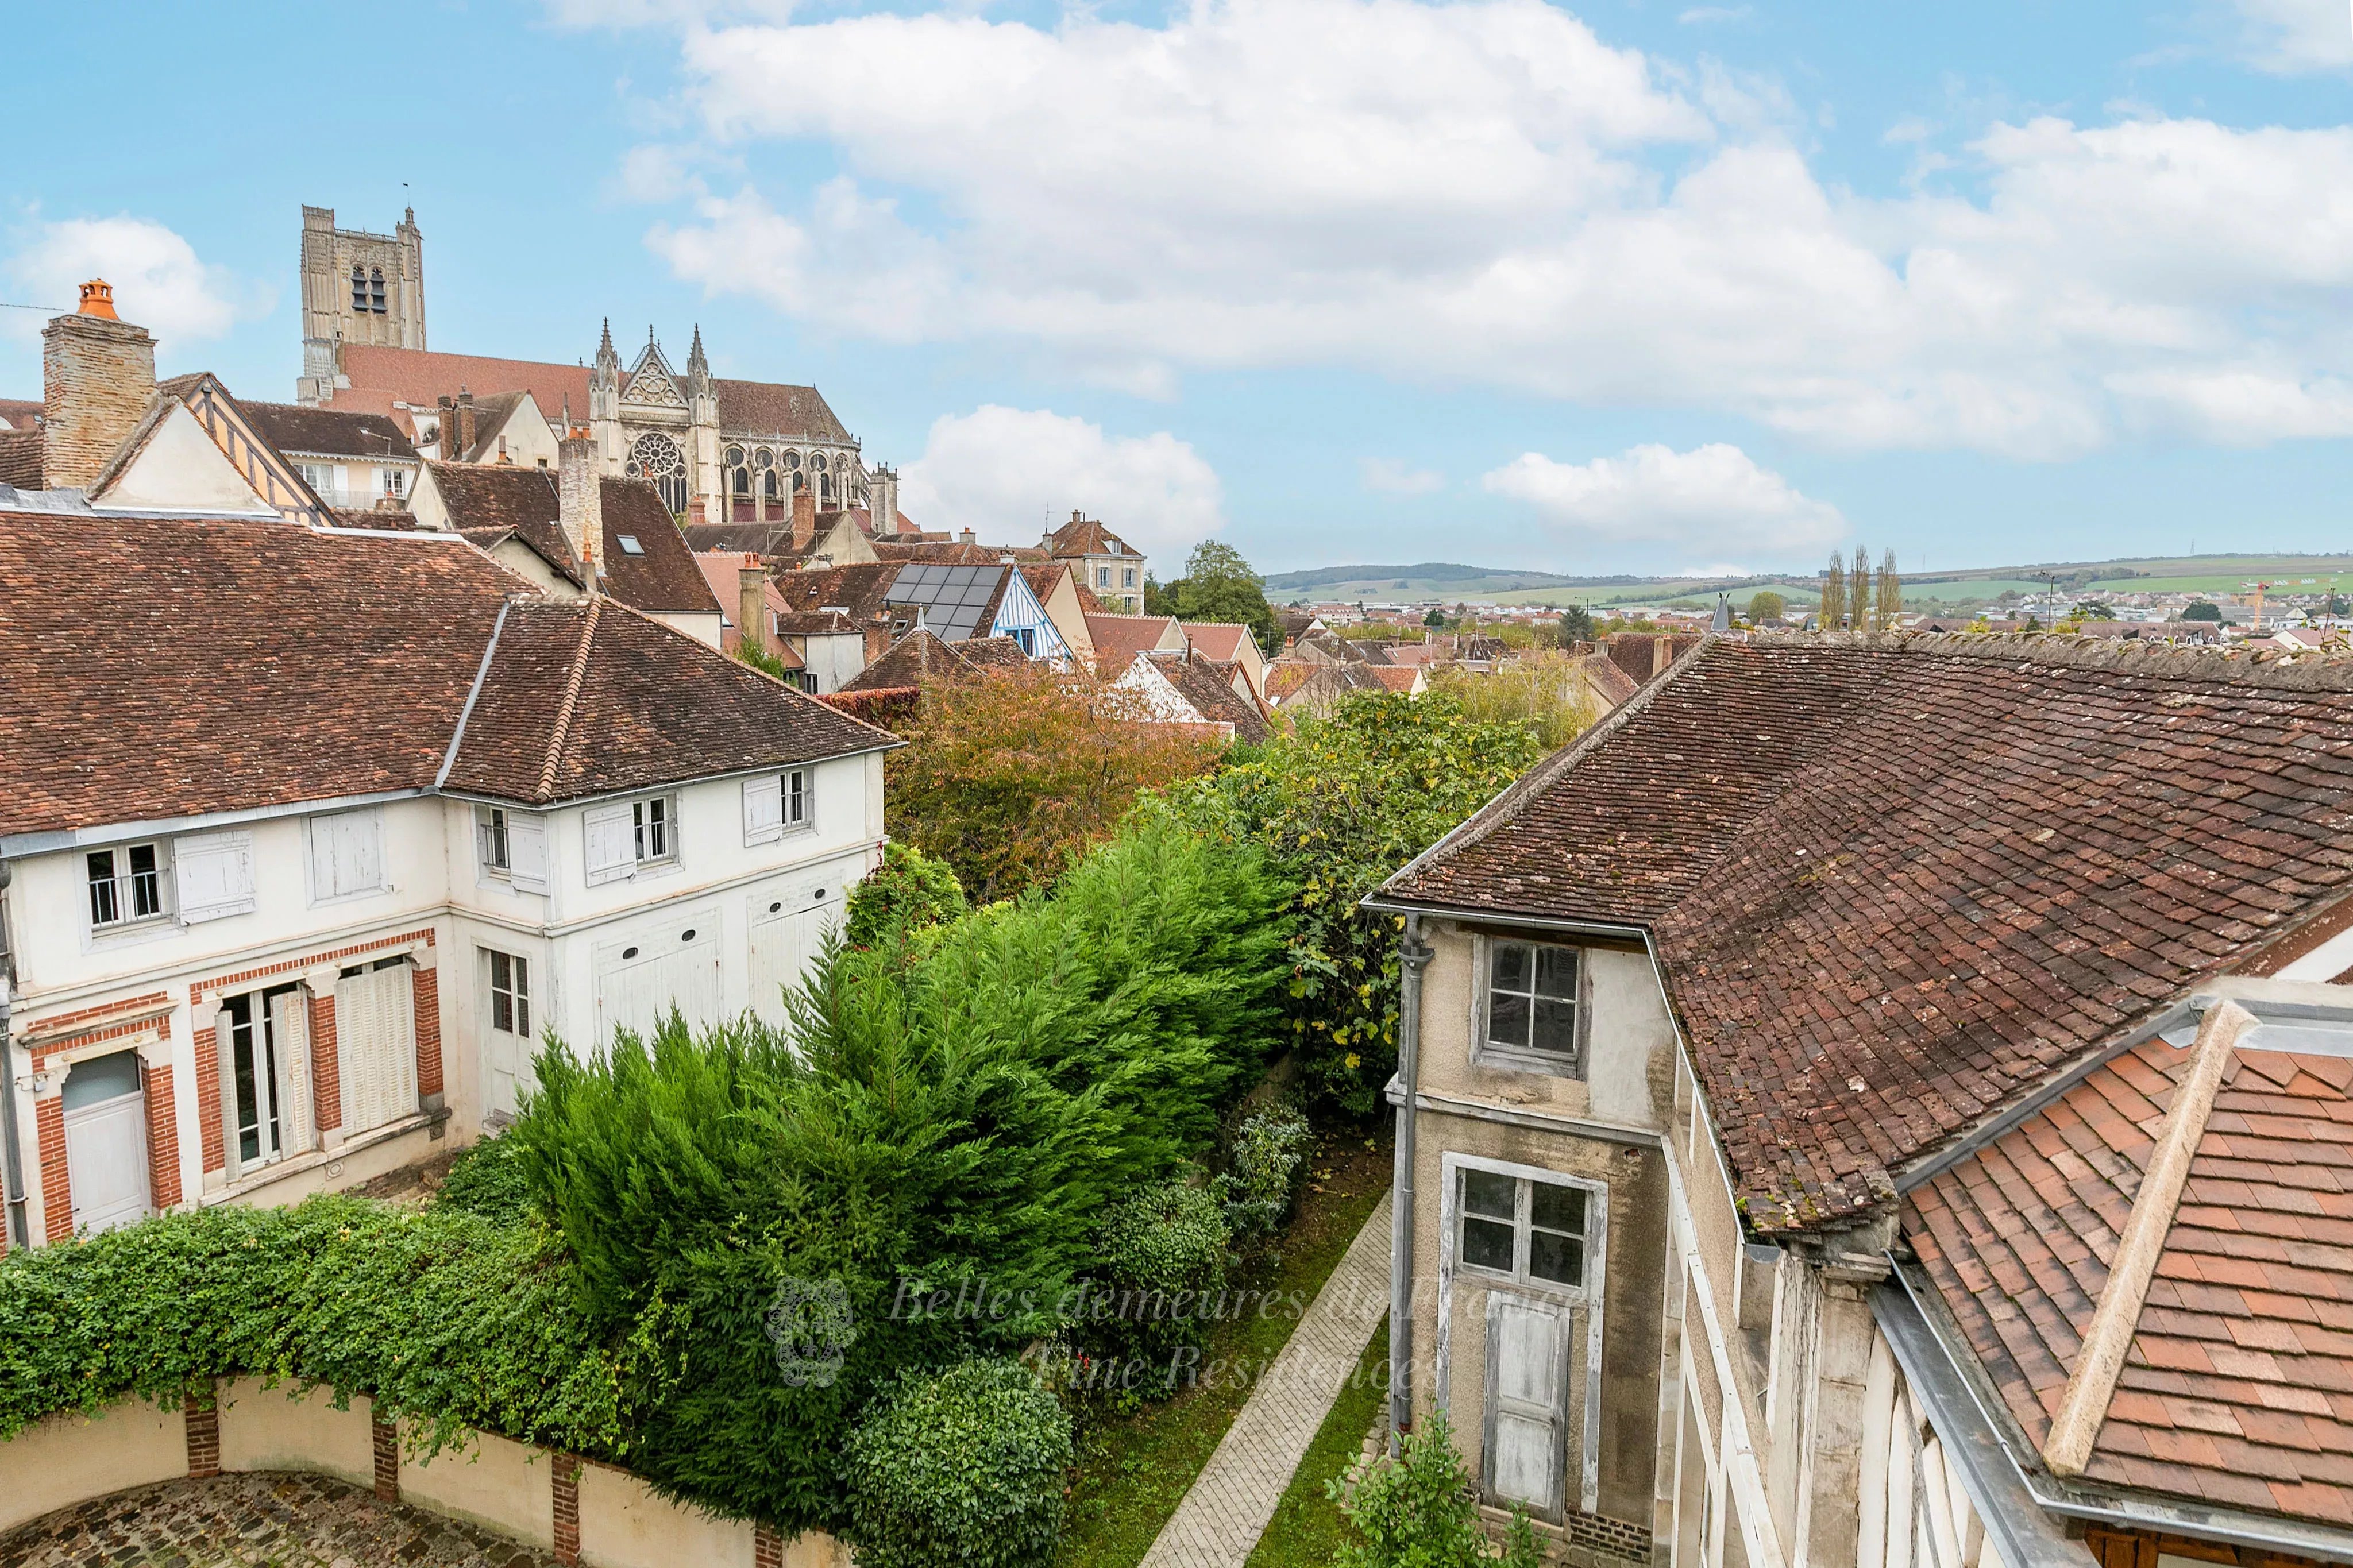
<box><xmin>451</xmin><ymin>390</ymin><xmax>478</xmax><ymax>461</ymax></box>
<box><xmin>558</xmin><ymin>428</ymin><xmax>601</xmax><ymax>588</ymax></box>
<box><xmin>42</xmin><ymin>280</ymin><xmax>155</xmax><ymax>490</ymax></box>
<box><xmin>791</xmin><ymin>482</ymin><xmax>816</xmax><ymax>553</ymax></box>
<box><xmin>738</xmin><ymin>562</ymin><xmax>771</xmax><ymax>654</ymax></box>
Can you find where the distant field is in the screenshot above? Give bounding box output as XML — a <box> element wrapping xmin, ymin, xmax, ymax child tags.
<box><xmin>1271</xmin><ymin>553</ymin><xmax>2353</xmax><ymax>614</ymax></box>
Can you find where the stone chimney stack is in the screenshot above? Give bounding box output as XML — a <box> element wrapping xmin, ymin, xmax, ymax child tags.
<box><xmin>451</xmin><ymin>389</ymin><xmax>478</xmax><ymax>462</ymax></box>
<box><xmin>870</xmin><ymin>464</ymin><xmax>899</xmax><ymax>538</ymax></box>
<box><xmin>738</xmin><ymin>562</ymin><xmax>771</xmax><ymax>654</ymax></box>
<box><xmin>792</xmin><ymin>482</ymin><xmax>817</xmax><ymax>553</ymax></box>
<box><xmin>42</xmin><ymin>280</ymin><xmax>155</xmax><ymax>491</ymax></box>
<box><xmin>558</xmin><ymin>428</ymin><xmax>602</xmax><ymax>589</ymax></box>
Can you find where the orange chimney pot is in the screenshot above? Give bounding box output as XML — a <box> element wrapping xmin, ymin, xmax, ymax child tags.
<box><xmin>76</xmin><ymin>280</ymin><xmax>120</xmax><ymax>320</ymax></box>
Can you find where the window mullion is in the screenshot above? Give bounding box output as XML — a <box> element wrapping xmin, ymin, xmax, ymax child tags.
<box><xmin>1515</xmin><ymin>1177</ymin><xmax>1532</xmax><ymax>1283</ymax></box>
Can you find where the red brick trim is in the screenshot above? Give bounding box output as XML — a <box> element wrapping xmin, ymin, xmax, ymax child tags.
<box><xmin>144</xmin><ymin>1061</ymin><xmax>182</xmax><ymax>1210</ymax></box>
<box><xmin>21</xmin><ymin>991</ymin><xmax>171</xmax><ymax>1040</ymax></box>
<box><xmin>186</xmin><ymin>1385</ymin><xmax>220</xmax><ymax>1478</ymax></box>
<box><xmin>310</xmin><ymin>990</ymin><xmax>342</xmax><ymax>1134</ymax></box>
<box><xmin>754</xmin><ymin>1523</ymin><xmax>785</xmax><ymax>1568</ymax></box>
<box><xmin>412</xmin><ymin>964</ymin><xmax>443</xmax><ymax>1098</ymax></box>
<box><xmin>371</xmin><ymin>1413</ymin><xmax>399</xmax><ymax>1501</ymax></box>
<box><xmin>552</xmin><ymin>1453</ymin><xmax>582</xmax><ymax>1565</ymax></box>
<box><xmin>26</xmin><ymin>1011</ymin><xmax>169</xmax><ymax>1069</ymax></box>
<box><xmin>195</xmin><ymin>1022</ymin><xmax>225</xmax><ymax>1174</ymax></box>
<box><xmin>36</xmin><ymin>1097</ymin><xmax>70</xmax><ymax>1242</ymax></box>
<box><xmin>188</xmin><ymin>928</ymin><xmax>435</xmax><ymax>1003</ymax></box>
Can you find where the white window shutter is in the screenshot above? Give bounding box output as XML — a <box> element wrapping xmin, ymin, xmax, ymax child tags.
<box><xmin>174</xmin><ymin>830</ymin><xmax>255</xmax><ymax>922</ymax></box>
<box><xmin>743</xmin><ymin>774</ymin><xmax>784</xmax><ymax>845</ymax></box>
<box><xmin>584</xmin><ymin>803</ymin><xmax>634</xmax><ymax>884</ymax></box>
<box><xmin>336</xmin><ymin>965</ymin><xmax>417</xmax><ymax>1136</ymax></box>
<box><xmin>507</xmin><ymin>812</ymin><xmax>550</xmax><ymax>894</ymax></box>
<box><xmin>310</xmin><ymin>818</ymin><xmax>340</xmax><ymax>900</ymax></box>
<box><xmin>342</xmin><ymin>812</ymin><xmax>383</xmax><ymax>894</ymax></box>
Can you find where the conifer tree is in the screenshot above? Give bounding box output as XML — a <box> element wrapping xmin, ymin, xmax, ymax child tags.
<box><xmin>1820</xmin><ymin>553</ymin><xmax>1846</xmax><ymax>631</ymax></box>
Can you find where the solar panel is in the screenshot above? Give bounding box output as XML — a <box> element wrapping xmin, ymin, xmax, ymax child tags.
<box><xmin>888</xmin><ymin>564</ymin><xmax>1004</xmax><ymax>642</ymax></box>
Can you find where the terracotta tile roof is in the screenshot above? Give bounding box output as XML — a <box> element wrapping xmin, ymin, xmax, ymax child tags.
<box><xmin>429</xmin><ymin>462</ymin><xmax>719</xmax><ymax>615</ymax></box>
<box><xmin>600</xmin><ymin>478</ymin><xmax>723</xmax><ymax>616</ymax></box>
<box><xmin>773</xmin><ymin>562</ymin><xmax>904</xmax><ymax>623</ymax></box>
<box><xmin>1581</xmin><ymin>652</ymin><xmax>1641</xmax><ymax>708</ymax></box>
<box><xmin>0</xmin><ymin>509</ymin><xmax>882</xmax><ymax>839</ymax></box>
<box><xmin>1044</xmin><ymin>515</ymin><xmax>1140</xmax><ymax>559</ymax></box>
<box><xmin>327</xmin><ymin>346</ymin><xmax>591</xmax><ymax>429</ymax></box>
<box><xmin>444</xmin><ymin>597</ymin><xmax>888</xmax><ymax>804</ymax></box>
<box><xmin>835</xmin><ymin>628</ymin><xmax>1023</xmax><ymax>693</ymax></box>
<box><xmin>693</xmin><ymin>550</ymin><xmax>790</xmax><ymax>634</ymax></box>
<box><xmin>711</xmin><ymin>379</ymin><xmax>851</xmax><ymax>443</ymax></box>
<box><xmin>0</xmin><ymin>398</ymin><xmax>43</xmax><ymax>431</ymax></box>
<box><xmin>1908</xmin><ymin>1034</ymin><xmax>2353</xmax><ymax>1530</ymax></box>
<box><xmin>877</xmin><ymin>540</ymin><xmax>1004</xmax><ymax>565</ymax></box>
<box><xmin>1086</xmin><ymin>613</ymin><xmax>1183</xmax><ymax>669</ymax></box>
<box><xmin>1382</xmin><ymin>633</ymin><xmax>2353</xmax><ymax>1233</ymax></box>
<box><xmin>240</xmin><ymin>401</ymin><xmax>418</xmax><ymax>463</ymax></box>
<box><xmin>1366</xmin><ymin>665</ymin><xmax>1426</xmax><ymax>694</ymax></box>
<box><xmin>0</xmin><ymin>429</ymin><xmax>41</xmax><ymax>489</ymax></box>
<box><xmin>1181</xmin><ymin>623</ymin><xmax>1259</xmax><ymax>665</ymax></box>
<box><xmin>1146</xmin><ymin>653</ymin><xmax>1271</xmax><ymax>743</ymax></box>
<box><xmin>330</xmin><ymin>507</ymin><xmax>426</xmax><ymax>532</ymax></box>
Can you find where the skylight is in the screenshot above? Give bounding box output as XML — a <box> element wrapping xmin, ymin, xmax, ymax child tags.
<box><xmin>617</xmin><ymin>535</ymin><xmax>645</xmax><ymax>555</ymax></box>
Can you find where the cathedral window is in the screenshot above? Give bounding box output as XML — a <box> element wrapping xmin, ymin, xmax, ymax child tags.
<box><xmin>731</xmin><ymin>466</ymin><xmax>750</xmax><ymax>496</ymax></box>
<box><xmin>762</xmin><ymin>469</ymin><xmax>781</xmax><ymax>500</ymax></box>
<box><xmin>810</xmin><ymin>452</ymin><xmax>828</xmax><ymax>473</ymax></box>
<box><xmin>627</xmin><ymin>431</ymin><xmax>689</xmax><ymax>515</ymax></box>
<box><xmin>369</xmin><ymin>267</ymin><xmax>387</xmax><ymax>313</ymax></box>
<box><xmin>726</xmin><ymin>445</ymin><xmax>746</xmax><ymax>468</ymax></box>
<box><xmin>781</xmin><ymin>450</ymin><xmax>801</xmax><ymax>472</ymax></box>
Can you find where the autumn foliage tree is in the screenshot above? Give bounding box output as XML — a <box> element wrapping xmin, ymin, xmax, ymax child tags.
<box><xmin>885</xmin><ymin>660</ymin><xmax>1223</xmax><ymax>902</ymax></box>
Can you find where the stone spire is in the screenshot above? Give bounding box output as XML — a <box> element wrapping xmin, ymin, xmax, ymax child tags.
<box><xmin>687</xmin><ymin>323</ymin><xmax>709</xmax><ymax>379</ymax></box>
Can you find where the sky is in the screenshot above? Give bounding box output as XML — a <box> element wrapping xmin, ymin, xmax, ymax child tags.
<box><xmin>3</xmin><ymin>0</ymin><xmax>2350</xmax><ymax>578</ymax></box>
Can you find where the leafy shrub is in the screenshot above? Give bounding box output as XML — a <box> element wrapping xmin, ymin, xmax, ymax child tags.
<box><xmin>1080</xmin><ymin>1180</ymin><xmax>1230</xmax><ymax>1401</ymax></box>
<box><xmin>844</xmin><ymin>1358</ymin><xmax>1073</xmax><ymax>1568</ymax></box>
<box><xmin>506</xmin><ymin>813</ymin><xmax>1288</xmax><ymax>1530</ymax></box>
<box><xmin>1217</xmin><ymin>1105</ymin><xmax>1311</xmax><ymax>1244</ymax></box>
<box><xmin>843</xmin><ymin>841</ymin><xmax>968</xmax><ymax>949</ymax></box>
<box><xmin>1160</xmin><ymin>692</ymin><xmax>1547</xmax><ymax>1115</ymax></box>
<box><xmin>1333</xmin><ymin>1414</ymin><xmax>1543</xmax><ymax>1568</ymax></box>
<box><xmin>0</xmin><ymin>1198</ymin><xmax>625</xmax><ymax>1457</ymax></box>
<box><xmin>434</xmin><ymin>1131</ymin><xmax>535</xmax><ymax>1223</ymax></box>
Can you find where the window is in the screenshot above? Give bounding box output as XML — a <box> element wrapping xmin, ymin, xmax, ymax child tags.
<box><xmin>87</xmin><ymin>843</ymin><xmax>165</xmax><ymax>929</ymax></box>
<box><xmin>1124</xmin><ymin>569</ymin><xmax>1137</xmax><ymax>589</ymax></box>
<box><xmin>1011</xmin><ymin>627</ymin><xmax>1035</xmax><ymax>655</ymax></box>
<box><xmin>477</xmin><ymin>806</ymin><xmax>510</xmax><ymax>874</ymax></box>
<box><xmin>587</xmin><ymin>794</ymin><xmax>678</xmax><ymax>883</ymax></box>
<box><xmin>628</xmin><ymin>432</ymin><xmax>689</xmax><ymax>515</ymax></box>
<box><xmin>350</xmin><ymin>265</ymin><xmax>368</xmax><ymax>312</ymax></box>
<box><xmin>745</xmin><ymin>768</ymin><xmax>812</xmax><ymax>844</ymax></box>
<box><xmin>222</xmin><ymin>983</ymin><xmax>307</xmax><ymax>1171</ymax></box>
<box><xmin>298</xmin><ymin>461</ymin><xmax>335</xmax><ymax>495</ymax></box>
<box><xmin>1097</xmin><ymin>566</ymin><xmax>1112</xmax><ymax>588</ymax></box>
<box><xmin>1459</xmin><ymin>1168</ymin><xmax>1590</xmax><ymax>1289</ymax></box>
<box><xmin>309</xmin><ymin>809</ymin><xmax>384</xmax><ymax>902</ymax></box>
<box><xmin>617</xmin><ymin>534</ymin><xmax>645</xmax><ymax>555</ymax></box>
<box><xmin>369</xmin><ymin>266</ymin><xmax>387</xmax><ymax>313</ymax></box>
<box><xmin>488</xmin><ymin>950</ymin><xmax>531</xmax><ymax>1036</ymax></box>
<box><xmin>381</xmin><ymin>467</ymin><xmax>407</xmax><ymax>498</ymax></box>
<box><xmin>1479</xmin><ymin>939</ymin><xmax>1581</xmax><ymax>1072</ymax></box>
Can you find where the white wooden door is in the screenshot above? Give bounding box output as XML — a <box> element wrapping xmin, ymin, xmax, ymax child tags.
<box><xmin>63</xmin><ymin>1057</ymin><xmax>150</xmax><ymax>1235</ymax></box>
<box><xmin>595</xmin><ymin>915</ymin><xmax>723</xmax><ymax>1047</ymax></box>
<box><xmin>1484</xmin><ymin>1292</ymin><xmax>1572</xmax><ymax>1519</ymax></box>
<box><xmin>747</xmin><ymin>891</ymin><xmax>843</xmax><ymax>1026</ymax></box>
<box><xmin>337</xmin><ymin>964</ymin><xmax>418</xmax><ymax>1134</ymax></box>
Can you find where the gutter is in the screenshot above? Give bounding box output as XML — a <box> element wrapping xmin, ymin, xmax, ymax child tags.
<box><xmin>1388</xmin><ymin>914</ymin><xmax>1432</xmax><ymax>1452</ymax></box>
<box><xmin>0</xmin><ymin>860</ymin><xmax>25</xmax><ymax>1251</ymax></box>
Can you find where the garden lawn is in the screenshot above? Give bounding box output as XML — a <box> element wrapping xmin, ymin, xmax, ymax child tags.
<box><xmin>1245</xmin><ymin>1317</ymin><xmax>1388</xmax><ymax>1568</ymax></box>
<box><xmin>1052</xmin><ymin>1126</ymin><xmax>1393</xmax><ymax>1568</ymax></box>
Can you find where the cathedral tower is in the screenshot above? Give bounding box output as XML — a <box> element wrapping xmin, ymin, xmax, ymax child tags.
<box><xmin>295</xmin><ymin>205</ymin><xmax>425</xmax><ymax>404</ymax></box>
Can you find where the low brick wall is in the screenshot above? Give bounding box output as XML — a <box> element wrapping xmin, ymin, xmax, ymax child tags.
<box><xmin>0</xmin><ymin>1382</ymin><xmax>850</xmax><ymax>1567</ymax></box>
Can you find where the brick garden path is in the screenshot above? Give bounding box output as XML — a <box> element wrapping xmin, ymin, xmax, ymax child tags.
<box><xmin>0</xmin><ymin>1472</ymin><xmax>559</xmax><ymax>1568</ymax></box>
<box><xmin>1140</xmin><ymin>1189</ymin><xmax>1394</xmax><ymax>1567</ymax></box>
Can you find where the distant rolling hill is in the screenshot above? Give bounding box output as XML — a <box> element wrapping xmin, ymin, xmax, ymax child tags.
<box><xmin>1263</xmin><ymin>563</ymin><xmax>1647</xmax><ymax>599</ymax></box>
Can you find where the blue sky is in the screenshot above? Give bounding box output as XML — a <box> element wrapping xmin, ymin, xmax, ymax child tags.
<box><xmin>4</xmin><ymin>0</ymin><xmax>2350</xmax><ymax>577</ymax></box>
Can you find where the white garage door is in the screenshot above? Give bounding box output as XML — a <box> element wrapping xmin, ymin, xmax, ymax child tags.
<box><xmin>747</xmin><ymin>887</ymin><xmax>846</xmax><ymax>1026</ymax></box>
<box><xmin>594</xmin><ymin>912</ymin><xmax>722</xmax><ymax>1048</ymax></box>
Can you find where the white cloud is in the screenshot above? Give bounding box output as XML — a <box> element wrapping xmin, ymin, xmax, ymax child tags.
<box><xmin>630</xmin><ymin>0</ymin><xmax>2353</xmax><ymax>459</ymax></box>
<box><xmin>1482</xmin><ymin>443</ymin><xmax>1845</xmax><ymax>557</ymax></box>
<box><xmin>1677</xmin><ymin>5</ymin><xmax>1752</xmax><ymax>23</ymax></box>
<box><xmin>898</xmin><ymin>405</ymin><xmax>1225</xmax><ymax>562</ymax></box>
<box><xmin>2221</xmin><ymin>0</ymin><xmax>2353</xmax><ymax>71</ymax></box>
<box><xmin>2</xmin><ymin>216</ymin><xmax>264</xmax><ymax>350</ymax></box>
<box><xmin>1360</xmin><ymin>457</ymin><xmax>1445</xmax><ymax>493</ymax></box>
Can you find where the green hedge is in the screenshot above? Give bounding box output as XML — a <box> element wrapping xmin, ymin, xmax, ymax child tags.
<box><xmin>0</xmin><ymin>1198</ymin><xmax>626</xmax><ymax>1457</ymax></box>
<box><xmin>845</xmin><ymin>1358</ymin><xmax>1073</xmax><ymax>1568</ymax></box>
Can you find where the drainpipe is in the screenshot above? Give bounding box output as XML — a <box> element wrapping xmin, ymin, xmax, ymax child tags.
<box><xmin>0</xmin><ymin>859</ymin><xmax>25</xmax><ymax>1252</ymax></box>
<box><xmin>1387</xmin><ymin>914</ymin><xmax>1434</xmax><ymax>1452</ymax></box>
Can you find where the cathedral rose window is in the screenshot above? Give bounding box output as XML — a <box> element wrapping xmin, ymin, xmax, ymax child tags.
<box><xmin>626</xmin><ymin>431</ymin><xmax>689</xmax><ymax>515</ymax></box>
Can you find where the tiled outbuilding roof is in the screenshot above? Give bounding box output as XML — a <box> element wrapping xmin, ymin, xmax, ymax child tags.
<box><xmin>1380</xmin><ymin>634</ymin><xmax>2353</xmax><ymax>1233</ymax></box>
<box><xmin>1086</xmin><ymin>613</ymin><xmax>1184</xmax><ymax>669</ymax></box>
<box><xmin>240</xmin><ymin>401</ymin><xmax>418</xmax><ymax>463</ymax></box>
<box><xmin>1908</xmin><ymin>1032</ymin><xmax>2353</xmax><ymax>1530</ymax></box>
<box><xmin>0</xmin><ymin>428</ymin><xmax>41</xmax><ymax>489</ymax></box>
<box><xmin>429</xmin><ymin>462</ymin><xmax>718</xmax><ymax>616</ymax></box>
<box><xmin>1146</xmin><ymin>653</ymin><xmax>1272</xmax><ymax>743</ymax></box>
<box><xmin>0</xmin><ymin>508</ymin><xmax>884</xmax><ymax>839</ymax></box>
